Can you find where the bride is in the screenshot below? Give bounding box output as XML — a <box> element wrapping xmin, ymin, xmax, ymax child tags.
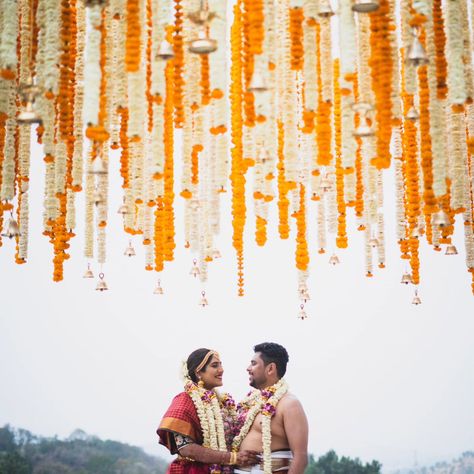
<box><xmin>157</xmin><ymin>348</ymin><xmax>258</xmax><ymax>474</ymax></box>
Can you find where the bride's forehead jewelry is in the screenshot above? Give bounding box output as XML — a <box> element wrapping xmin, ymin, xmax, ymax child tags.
<box><xmin>195</xmin><ymin>350</ymin><xmax>220</xmax><ymax>373</ymax></box>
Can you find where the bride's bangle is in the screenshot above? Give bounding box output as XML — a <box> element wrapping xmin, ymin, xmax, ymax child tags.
<box><xmin>228</xmin><ymin>451</ymin><xmax>238</xmax><ymax>465</ymax></box>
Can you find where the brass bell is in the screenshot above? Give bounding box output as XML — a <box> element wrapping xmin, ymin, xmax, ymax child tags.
<box><xmin>1</xmin><ymin>216</ymin><xmax>21</xmax><ymax>239</ymax></box>
<box><xmin>189</xmin><ymin>28</ymin><xmax>217</xmax><ymax>55</ymax></box>
<box><xmin>190</xmin><ymin>259</ymin><xmax>200</xmax><ymax>277</ymax></box>
<box><xmin>117</xmin><ymin>203</ymin><xmax>130</xmax><ymax>215</ymax></box>
<box><xmin>351</xmin><ymin>102</ymin><xmax>373</xmax><ymax>114</ymax></box>
<box><xmin>329</xmin><ymin>253</ymin><xmax>340</xmax><ymax>265</ymax></box>
<box><xmin>406</xmin><ymin>106</ymin><xmax>419</xmax><ymax>121</ymax></box>
<box><xmin>17</xmin><ymin>101</ymin><xmax>42</xmax><ymax>125</ymax></box>
<box><xmin>369</xmin><ymin>236</ymin><xmax>379</xmax><ymax>248</ymax></box>
<box><xmin>18</xmin><ymin>76</ymin><xmax>41</xmax><ymax>101</ymax></box>
<box><xmin>153</xmin><ymin>279</ymin><xmax>164</xmax><ymax>295</ymax></box>
<box><xmin>95</xmin><ymin>272</ymin><xmax>108</xmax><ymax>291</ymax></box>
<box><xmin>199</xmin><ymin>290</ymin><xmax>208</xmax><ymax>307</ymax></box>
<box><xmin>299</xmin><ymin>288</ymin><xmax>310</xmax><ymax>303</ymax></box>
<box><xmin>410</xmin><ymin>225</ymin><xmax>424</xmax><ymax>238</ymax></box>
<box><xmin>353</xmin><ymin>122</ymin><xmax>375</xmax><ymax>137</ymax></box>
<box><xmin>400</xmin><ymin>272</ymin><xmax>412</xmax><ymax>284</ymax></box>
<box><xmin>411</xmin><ymin>289</ymin><xmax>422</xmax><ymax>305</ymax></box>
<box><xmin>407</xmin><ymin>33</ymin><xmax>429</xmax><ymax>66</ymax></box>
<box><xmin>89</xmin><ymin>158</ymin><xmax>108</xmax><ymax>175</ymax></box>
<box><xmin>93</xmin><ymin>188</ymin><xmax>104</xmax><ymax>206</ymax></box>
<box><xmin>85</xmin><ymin>0</ymin><xmax>107</xmax><ymax>6</ymax></box>
<box><xmin>319</xmin><ymin>174</ymin><xmax>332</xmax><ymax>193</ymax></box>
<box><xmin>318</xmin><ymin>0</ymin><xmax>334</xmax><ymax>17</ymax></box>
<box><xmin>124</xmin><ymin>240</ymin><xmax>136</xmax><ymax>257</ymax></box>
<box><xmin>352</xmin><ymin>0</ymin><xmax>379</xmax><ymax>13</ymax></box>
<box><xmin>445</xmin><ymin>244</ymin><xmax>458</xmax><ymax>256</ymax></box>
<box><xmin>188</xmin><ymin>1</ymin><xmax>217</xmax><ymax>25</ymax></box>
<box><xmin>83</xmin><ymin>263</ymin><xmax>94</xmax><ymax>279</ymax></box>
<box><xmin>248</xmin><ymin>70</ymin><xmax>269</xmax><ymax>93</ymax></box>
<box><xmin>297</xmin><ymin>304</ymin><xmax>308</xmax><ymax>320</ymax></box>
<box><xmin>212</xmin><ymin>249</ymin><xmax>221</xmax><ymax>259</ymax></box>
<box><xmin>432</xmin><ymin>210</ymin><xmax>450</xmax><ymax>227</ymax></box>
<box><xmin>156</xmin><ymin>39</ymin><xmax>175</xmax><ymax>60</ymax></box>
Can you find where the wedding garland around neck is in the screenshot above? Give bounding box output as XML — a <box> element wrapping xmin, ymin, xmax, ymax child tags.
<box><xmin>232</xmin><ymin>379</ymin><xmax>289</xmax><ymax>474</ymax></box>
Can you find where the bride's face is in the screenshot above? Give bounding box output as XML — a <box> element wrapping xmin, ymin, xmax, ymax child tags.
<box><xmin>198</xmin><ymin>355</ymin><xmax>224</xmax><ymax>389</ymax></box>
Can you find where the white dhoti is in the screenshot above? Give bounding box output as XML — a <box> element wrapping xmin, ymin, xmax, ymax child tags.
<box><xmin>234</xmin><ymin>450</ymin><xmax>293</xmax><ymax>474</ymax></box>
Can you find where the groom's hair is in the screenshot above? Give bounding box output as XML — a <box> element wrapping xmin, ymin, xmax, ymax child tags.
<box><xmin>254</xmin><ymin>342</ymin><xmax>289</xmax><ymax>378</ymax></box>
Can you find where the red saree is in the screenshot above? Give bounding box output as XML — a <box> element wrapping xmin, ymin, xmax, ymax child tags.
<box><xmin>157</xmin><ymin>392</ymin><xmax>210</xmax><ymax>474</ymax></box>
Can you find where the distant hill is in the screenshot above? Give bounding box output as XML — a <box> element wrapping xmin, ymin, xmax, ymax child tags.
<box><xmin>0</xmin><ymin>425</ymin><xmax>168</xmax><ymax>474</ymax></box>
<box><xmin>388</xmin><ymin>451</ymin><xmax>474</xmax><ymax>474</ymax></box>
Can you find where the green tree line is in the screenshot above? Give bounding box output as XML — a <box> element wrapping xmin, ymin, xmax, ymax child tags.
<box><xmin>0</xmin><ymin>425</ymin><xmax>382</xmax><ymax>474</ymax></box>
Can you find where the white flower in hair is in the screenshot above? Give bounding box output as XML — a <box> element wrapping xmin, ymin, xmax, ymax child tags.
<box><xmin>181</xmin><ymin>360</ymin><xmax>191</xmax><ymax>381</ymax></box>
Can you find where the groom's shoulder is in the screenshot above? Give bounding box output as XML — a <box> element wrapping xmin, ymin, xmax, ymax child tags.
<box><xmin>278</xmin><ymin>392</ymin><xmax>304</xmax><ymax>411</ymax></box>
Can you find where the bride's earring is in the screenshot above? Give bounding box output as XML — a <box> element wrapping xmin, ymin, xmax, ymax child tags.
<box><xmin>198</xmin><ymin>378</ymin><xmax>204</xmax><ymax>388</ymax></box>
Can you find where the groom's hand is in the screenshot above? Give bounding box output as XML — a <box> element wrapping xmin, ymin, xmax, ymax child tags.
<box><xmin>236</xmin><ymin>450</ymin><xmax>260</xmax><ymax>466</ymax></box>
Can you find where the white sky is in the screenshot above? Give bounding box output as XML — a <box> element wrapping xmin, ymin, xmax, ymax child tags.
<box><xmin>1</xmin><ymin>130</ymin><xmax>473</xmax><ymax>474</ymax></box>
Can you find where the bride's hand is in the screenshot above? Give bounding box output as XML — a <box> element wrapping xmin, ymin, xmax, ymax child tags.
<box><xmin>236</xmin><ymin>450</ymin><xmax>260</xmax><ymax>466</ymax></box>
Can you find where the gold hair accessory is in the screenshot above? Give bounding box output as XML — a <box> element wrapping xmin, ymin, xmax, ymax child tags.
<box><xmin>195</xmin><ymin>350</ymin><xmax>219</xmax><ymax>373</ymax></box>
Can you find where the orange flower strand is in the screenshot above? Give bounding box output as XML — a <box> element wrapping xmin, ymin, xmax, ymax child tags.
<box><xmin>255</xmin><ymin>216</ymin><xmax>267</xmax><ymax>246</ymax></box>
<box><xmin>125</xmin><ymin>0</ymin><xmax>141</xmax><ymax>73</ymax></box>
<box><xmin>369</xmin><ymin>0</ymin><xmax>394</xmax><ymax>170</ymax></box>
<box><xmin>295</xmin><ymin>184</ymin><xmax>309</xmax><ymax>271</ymax></box>
<box><xmin>230</xmin><ymin>2</ymin><xmax>246</xmax><ymax>295</ymax></box>
<box><xmin>172</xmin><ymin>3</ymin><xmax>185</xmax><ymax>127</ymax></box>
<box><xmin>289</xmin><ymin>7</ymin><xmax>304</xmax><ymax>71</ymax></box>
<box><xmin>277</xmin><ymin>121</ymin><xmax>290</xmax><ymax>239</ymax></box>
<box><xmin>163</xmin><ymin>60</ymin><xmax>176</xmax><ymax>262</ymax></box>
<box><xmin>334</xmin><ymin>60</ymin><xmax>347</xmax><ymax>248</ymax></box>
<box><xmin>432</xmin><ymin>0</ymin><xmax>448</xmax><ymax>99</ymax></box>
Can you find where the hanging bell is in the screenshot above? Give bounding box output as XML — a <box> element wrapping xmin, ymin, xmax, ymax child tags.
<box><xmin>199</xmin><ymin>290</ymin><xmax>208</xmax><ymax>307</ymax></box>
<box><xmin>212</xmin><ymin>249</ymin><xmax>221</xmax><ymax>259</ymax></box>
<box><xmin>407</xmin><ymin>33</ymin><xmax>429</xmax><ymax>66</ymax></box>
<box><xmin>156</xmin><ymin>39</ymin><xmax>175</xmax><ymax>60</ymax></box>
<box><xmin>410</xmin><ymin>225</ymin><xmax>424</xmax><ymax>238</ymax></box>
<box><xmin>189</xmin><ymin>28</ymin><xmax>218</xmax><ymax>55</ymax></box>
<box><xmin>297</xmin><ymin>304</ymin><xmax>308</xmax><ymax>320</ymax></box>
<box><xmin>117</xmin><ymin>203</ymin><xmax>130</xmax><ymax>215</ymax></box>
<box><xmin>369</xmin><ymin>237</ymin><xmax>379</xmax><ymax>248</ymax></box>
<box><xmin>153</xmin><ymin>279</ymin><xmax>164</xmax><ymax>295</ymax></box>
<box><xmin>1</xmin><ymin>216</ymin><xmax>21</xmax><ymax>239</ymax></box>
<box><xmin>188</xmin><ymin>1</ymin><xmax>217</xmax><ymax>25</ymax></box>
<box><xmin>124</xmin><ymin>240</ymin><xmax>136</xmax><ymax>257</ymax></box>
<box><xmin>445</xmin><ymin>244</ymin><xmax>458</xmax><ymax>256</ymax></box>
<box><xmin>317</xmin><ymin>0</ymin><xmax>334</xmax><ymax>17</ymax></box>
<box><xmin>18</xmin><ymin>76</ymin><xmax>41</xmax><ymax>101</ymax></box>
<box><xmin>319</xmin><ymin>175</ymin><xmax>332</xmax><ymax>193</ymax></box>
<box><xmin>329</xmin><ymin>253</ymin><xmax>340</xmax><ymax>265</ymax></box>
<box><xmin>248</xmin><ymin>70</ymin><xmax>269</xmax><ymax>93</ymax></box>
<box><xmin>432</xmin><ymin>210</ymin><xmax>450</xmax><ymax>227</ymax></box>
<box><xmin>400</xmin><ymin>272</ymin><xmax>412</xmax><ymax>284</ymax></box>
<box><xmin>352</xmin><ymin>0</ymin><xmax>379</xmax><ymax>13</ymax></box>
<box><xmin>17</xmin><ymin>101</ymin><xmax>42</xmax><ymax>125</ymax></box>
<box><xmin>353</xmin><ymin>122</ymin><xmax>375</xmax><ymax>137</ymax></box>
<box><xmin>299</xmin><ymin>288</ymin><xmax>311</xmax><ymax>303</ymax></box>
<box><xmin>406</xmin><ymin>106</ymin><xmax>420</xmax><ymax>121</ymax></box>
<box><xmin>93</xmin><ymin>189</ymin><xmax>104</xmax><ymax>206</ymax></box>
<box><xmin>190</xmin><ymin>259</ymin><xmax>200</xmax><ymax>277</ymax></box>
<box><xmin>88</xmin><ymin>158</ymin><xmax>108</xmax><ymax>175</ymax></box>
<box><xmin>95</xmin><ymin>272</ymin><xmax>108</xmax><ymax>291</ymax></box>
<box><xmin>351</xmin><ymin>102</ymin><xmax>373</xmax><ymax>114</ymax></box>
<box><xmin>411</xmin><ymin>289</ymin><xmax>422</xmax><ymax>305</ymax></box>
<box><xmin>82</xmin><ymin>263</ymin><xmax>94</xmax><ymax>279</ymax></box>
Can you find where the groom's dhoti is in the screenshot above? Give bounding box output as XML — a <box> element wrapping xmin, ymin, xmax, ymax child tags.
<box><xmin>234</xmin><ymin>450</ymin><xmax>293</xmax><ymax>474</ymax></box>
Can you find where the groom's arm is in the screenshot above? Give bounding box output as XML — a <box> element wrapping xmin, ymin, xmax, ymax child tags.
<box><xmin>282</xmin><ymin>398</ymin><xmax>309</xmax><ymax>474</ymax></box>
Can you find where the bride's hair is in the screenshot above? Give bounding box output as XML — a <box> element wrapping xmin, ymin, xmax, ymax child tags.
<box><xmin>186</xmin><ymin>348</ymin><xmax>212</xmax><ymax>383</ymax></box>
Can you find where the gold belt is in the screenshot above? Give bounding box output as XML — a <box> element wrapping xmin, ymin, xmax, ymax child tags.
<box><xmin>237</xmin><ymin>458</ymin><xmax>291</xmax><ymax>472</ymax></box>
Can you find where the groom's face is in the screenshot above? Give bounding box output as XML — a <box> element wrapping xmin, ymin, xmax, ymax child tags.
<box><xmin>247</xmin><ymin>352</ymin><xmax>267</xmax><ymax>389</ymax></box>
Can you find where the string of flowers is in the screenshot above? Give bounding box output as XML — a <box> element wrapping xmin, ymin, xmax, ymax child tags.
<box><xmin>232</xmin><ymin>379</ymin><xmax>289</xmax><ymax>474</ymax></box>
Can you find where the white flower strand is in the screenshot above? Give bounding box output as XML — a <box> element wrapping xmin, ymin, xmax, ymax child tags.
<box><xmin>0</xmin><ymin>0</ymin><xmax>19</xmax><ymax>72</ymax></box>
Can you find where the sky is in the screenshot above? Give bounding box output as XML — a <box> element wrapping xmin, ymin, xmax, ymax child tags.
<box><xmin>1</xmin><ymin>131</ymin><xmax>473</xmax><ymax>474</ymax></box>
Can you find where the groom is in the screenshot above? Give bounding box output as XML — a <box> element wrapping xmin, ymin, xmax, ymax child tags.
<box><xmin>236</xmin><ymin>342</ymin><xmax>308</xmax><ymax>474</ymax></box>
